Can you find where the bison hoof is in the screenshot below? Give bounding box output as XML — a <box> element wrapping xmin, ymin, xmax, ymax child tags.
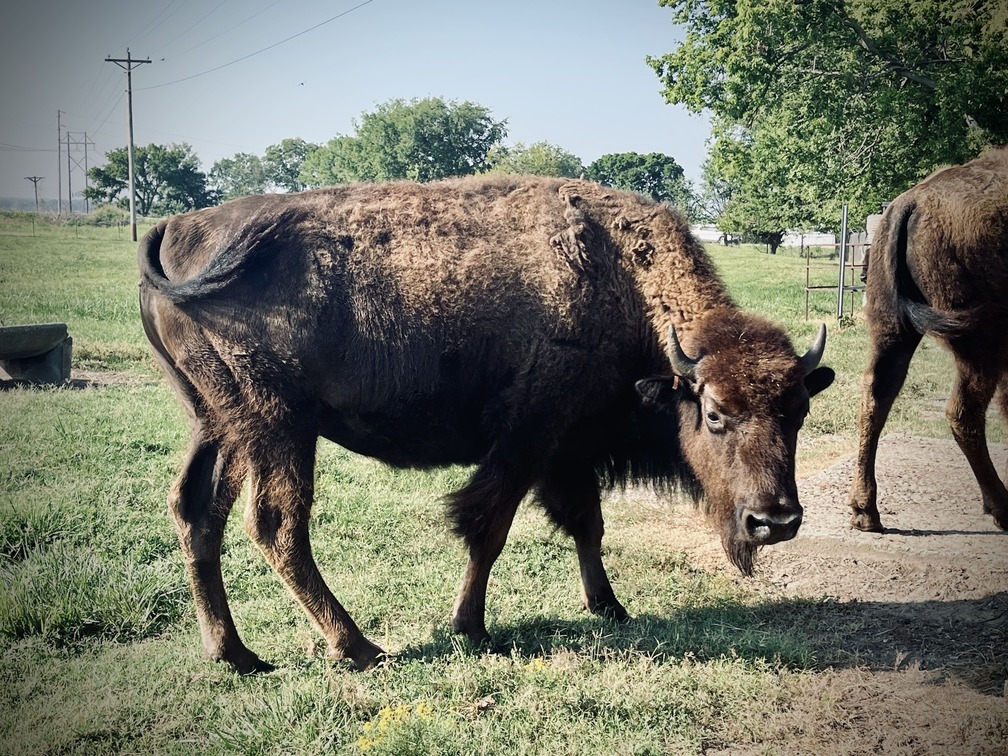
<box><xmin>586</xmin><ymin>598</ymin><xmax>629</xmax><ymax>623</ymax></box>
<box><xmin>208</xmin><ymin>642</ymin><xmax>275</xmax><ymax>675</ymax></box>
<box><xmin>222</xmin><ymin>650</ymin><xmax>275</xmax><ymax>676</ymax></box>
<box><xmin>990</xmin><ymin>509</ymin><xmax>1008</xmax><ymax>531</ymax></box>
<box><xmin>326</xmin><ymin>637</ymin><xmax>386</xmax><ymax>671</ymax></box>
<box><xmin>451</xmin><ymin>613</ymin><xmax>492</xmax><ymax>648</ymax></box>
<box><xmin>850</xmin><ymin>511</ymin><xmax>884</xmax><ymax>533</ymax></box>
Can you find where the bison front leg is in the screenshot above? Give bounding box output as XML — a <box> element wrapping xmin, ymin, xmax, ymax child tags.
<box><xmin>849</xmin><ymin>328</ymin><xmax>921</xmax><ymax>531</ymax></box>
<box><xmin>244</xmin><ymin>434</ymin><xmax>383</xmax><ymax>671</ymax></box>
<box><xmin>947</xmin><ymin>357</ymin><xmax>1008</xmax><ymax>530</ymax></box>
<box><xmin>537</xmin><ymin>460</ymin><xmax>627</xmax><ymax>621</ymax></box>
<box><xmin>447</xmin><ymin>456</ymin><xmax>534</xmax><ymax>646</ymax></box>
<box><xmin>169</xmin><ymin>429</ymin><xmax>270</xmax><ymax>675</ymax></box>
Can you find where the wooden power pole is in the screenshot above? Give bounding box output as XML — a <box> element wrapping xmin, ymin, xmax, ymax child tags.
<box><xmin>105</xmin><ymin>49</ymin><xmax>151</xmax><ymax>241</ymax></box>
<box><xmin>23</xmin><ymin>176</ymin><xmax>43</xmax><ymax>213</ymax></box>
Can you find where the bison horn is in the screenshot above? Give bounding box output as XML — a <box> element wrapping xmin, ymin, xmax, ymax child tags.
<box><xmin>667</xmin><ymin>324</ymin><xmax>699</xmax><ymax>381</ymax></box>
<box><xmin>799</xmin><ymin>323</ymin><xmax>827</xmax><ymax>375</ymax></box>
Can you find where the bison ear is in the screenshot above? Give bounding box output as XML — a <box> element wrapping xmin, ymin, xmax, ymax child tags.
<box><xmin>635</xmin><ymin>375</ymin><xmax>690</xmax><ymax>406</ymax></box>
<box><xmin>804</xmin><ymin>366</ymin><xmax>835</xmax><ymax>397</ymax></box>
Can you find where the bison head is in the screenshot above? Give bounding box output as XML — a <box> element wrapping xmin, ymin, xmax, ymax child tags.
<box><xmin>637</xmin><ymin>311</ymin><xmax>834</xmax><ymax>575</ymax></box>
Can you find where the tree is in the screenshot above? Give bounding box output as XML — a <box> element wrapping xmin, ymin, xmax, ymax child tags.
<box><xmin>299</xmin><ymin>136</ymin><xmax>367</xmax><ymax>187</ymax></box>
<box><xmin>85</xmin><ymin>143</ymin><xmax>213</xmax><ymax>215</ymax></box>
<box><xmin>586</xmin><ymin>152</ymin><xmax>698</xmax><ymax>217</ymax></box>
<box><xmin>209</xmin><ymin>152</ymin><xmax>267</xmax><ymax>200</ymax></box>
<box><xmin>263</xmin><ymin>138</ymin><xmax>317</xmax><ymax>193</ymax></box>
<box><xmin>484</xmin><ymin>141</ymin><xmax>585</xmax><ymax>177</ymax></box>
<box><xmin>648</xmin><ymin>0</ymin><xmax>1008</xmax><ymax>230</ymax></box>
<box><xmin>704</xmin><ymin>116</ymin><xmax>829</xmax><ymax>252</ymax></box>
<box><xmin>300</xmin><ymin>97</ymin><xmax>508</xmax><ymax>186</ymax></box>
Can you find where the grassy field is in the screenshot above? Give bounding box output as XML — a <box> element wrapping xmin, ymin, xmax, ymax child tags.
<box><xmin>0</xmin><ymin>214</ymin><xmax>987</xmax><ymax>754</ymax></box>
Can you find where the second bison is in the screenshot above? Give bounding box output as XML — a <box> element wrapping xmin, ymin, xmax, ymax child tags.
<box><xmin>850</xmin><ymin>147</ymin><xmax>1008</xmax><ymax>532</ymax></box>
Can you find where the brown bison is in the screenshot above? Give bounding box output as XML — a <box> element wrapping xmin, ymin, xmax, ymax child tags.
<box><xmin>138</xmin><ymin>176</ymin><xmax>834</xmax><ymax>673</ymax></box>
<box><xmin>849</xmin><ymin>147</ymin><xmax>1008</xmax><ymax>532</ymax></box>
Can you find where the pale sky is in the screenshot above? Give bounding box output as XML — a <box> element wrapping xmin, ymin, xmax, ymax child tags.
<box><xmin>0</xmin><ymin>0</ymin><xmax>711</xmax><ymax>203</ymax></box>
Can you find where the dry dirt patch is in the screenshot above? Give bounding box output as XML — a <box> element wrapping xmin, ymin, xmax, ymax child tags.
<box><xmin>621</xmin><ymin>434</ymin><xmax>1008</xmax><ymax>753</ymax></box>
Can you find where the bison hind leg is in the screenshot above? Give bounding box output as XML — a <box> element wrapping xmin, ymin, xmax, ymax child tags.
<box><xmin>948</xmin><ymin>357</ymin><xmax>1008</xmax><ymax>530</ymax></box>
<box><xmin>242</xmin><ymin>424</ymin><xmax>384</xmax><ymax>671</ymax></box>
<box><xmin>993</xmin><ymin>374</ymin><xmax>1008</xmax><ymax>525</ymax></box>
<box><xmin>849</xmin><ymin>326</ymin><xmax>922</xmax><ymax>532</ymax></box>
<box><xmin>169</xmin><ymin>424</ymin><xmax>275</xmax><ymax>674</ymax></box>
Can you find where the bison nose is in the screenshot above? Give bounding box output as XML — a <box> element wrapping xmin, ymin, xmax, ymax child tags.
<box><xmin>739</xmin><ymin>499</ymin><xmax>803</xmax><ymax>545</ymax></box>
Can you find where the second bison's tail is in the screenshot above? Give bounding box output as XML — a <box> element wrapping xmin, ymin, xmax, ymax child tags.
<box><xmin>874</xmin><ymin>196</ymin><xmax>980</xmax><ymax>338</ymax></box>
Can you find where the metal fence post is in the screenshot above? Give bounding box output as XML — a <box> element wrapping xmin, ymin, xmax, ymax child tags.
<box><xmin>836</xmin><ymin>204</ymin><xmax>848</xmax><ymax>320</ymax></box>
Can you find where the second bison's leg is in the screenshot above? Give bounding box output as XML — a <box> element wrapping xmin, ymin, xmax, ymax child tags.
<box><xmin>536</xmin><ymin>459</ymin><xmax>627</xmax><ymax>621</ymax></box>
<box><xmin>946</xmin><ymin>357</ymin><xmax>1008</xmax><ymax>529</ymax></box>
<box><xmin>995</xmin><ymin>375</ymin><xmax>1008</xmax><ymax>499</ymax></box>
<box><xmin>170</xmin><ymin>426</ymin><xmax>270</xmax><ymax>674</ymax></box>
<box><xmin>244</xmin><ymin>429</ymin><xmax>384</xmax><ymax>670</ymax></box>
<box><xmin>447</xmin><ymin>455</ymin><xmax>535</xmax><ymax>645</ymax></box>
<box><xmin>849</xmin><ymin>328</ymin><xmax>922</xmax><ymax>531</ymax></box>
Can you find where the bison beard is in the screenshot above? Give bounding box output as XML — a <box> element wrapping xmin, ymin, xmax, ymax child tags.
<box><xmin>139</xmin><ymin>175</ymin><xmax>833</xmax><ymax>672</ymax></box>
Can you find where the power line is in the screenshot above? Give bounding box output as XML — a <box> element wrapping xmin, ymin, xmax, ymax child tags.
<box><xmin>88</xmin><ymin>91</ymin><xmax>127</xmax><ymax>142</ymax></box>
<box><xmin>169</xmin><ymin>0</ymin><xmax>283</xmax><ymax>58</ymax></box>
<box><xmin>157</xmin><ymin>0</ymin><xmax>231</xmax><ymax>53</ymax></box>
<box><xmin>140</xmin><ymin>0</ymin><xmax>375</xmax><ymax>91</ymax></box>
<box><xmin>0</xmin><ymin>143</ymin><xmax>56</xmax><ymax>152</ymax></box>
<box><xmin>129</xmin><ymin>0</ymin><xmax>190</xmax><ymax>47</ymax></box>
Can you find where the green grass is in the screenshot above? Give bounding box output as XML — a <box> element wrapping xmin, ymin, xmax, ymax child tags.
<box><xmin>0</xmin><ymin>218</ymin><xmax>996</xmax><ymax>753</ymax></box>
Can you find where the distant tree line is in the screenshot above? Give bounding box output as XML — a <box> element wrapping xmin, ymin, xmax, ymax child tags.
<box><xmin>83</xmin><ymin>0</ymin><xmax>1006</xmax><ymax>247</ymax></box>
<box><xmin>83</xmin><ymin>97</ymin><xmax>699</xmax><ymax>220</ymax></box>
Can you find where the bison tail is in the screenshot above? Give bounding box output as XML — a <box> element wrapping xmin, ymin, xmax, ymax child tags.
<box><xmin>137</xmin><ymin>221</ymin><xmax>173</xmax><ymax>295</ymax></box>
<box><xmin>879</xmin><ymin>196</ymin><xmax>980</xmax><ymax>339</ymax></box>
<box><xmin>138</xmin><ymin>208</ymin><xmax>301</xmax><ymax>310</ymax></box>
<box><xmin>899</xmin><ymin>300</ymin><xmax>981</xmax><ymax>338</ymax></box>
<box><xmin>136</xmin><ymin>220</ymin><xmax>206</xmax><ymax>307</ymax></box>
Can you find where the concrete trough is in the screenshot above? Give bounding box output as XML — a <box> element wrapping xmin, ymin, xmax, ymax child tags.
<box><xmin>0</xmin><ymin>323</ymin><xmax>72</xmax><ymax>385</ymax></box>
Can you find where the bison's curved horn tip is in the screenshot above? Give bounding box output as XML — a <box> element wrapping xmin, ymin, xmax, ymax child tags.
<box><xmin>800</xmin><ymin>323</ymin><xmax>827</xmax><ymax>374</ymax></box>
<box><xmin>667</xmin><ymin>325</ymin><xmax>699</xmax><ymax>381</ymax></box>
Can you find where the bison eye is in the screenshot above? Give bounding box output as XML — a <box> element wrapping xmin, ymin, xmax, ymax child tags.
<box><xmin>705</xmin><ymin>410</ymin><xmax>724</xmax><ymax>431</ymax></box>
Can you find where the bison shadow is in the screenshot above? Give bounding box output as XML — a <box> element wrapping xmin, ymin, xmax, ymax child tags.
<box><xmin>397</xmin><ymin>592</ymin><xmax>1008</xmax><ymax>696</ymax></box>
<box><xmin>879</xmin><ymin>527</ymin><xmax>1008</xmax><ymax>538</ymax></box>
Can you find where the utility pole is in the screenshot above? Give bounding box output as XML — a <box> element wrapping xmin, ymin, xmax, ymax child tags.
<box><xmin>66</xmin><ymin>132</ymin><xmax>73</xmax><ymax>214</ymax></box>
<box><xmin>23</xmin><ymin>176</ymin><xmax>43</xmax><ymax>213</ymax></box>
<box><xmin>106</xmin><ymin>49</ymin><xmax>151</xmax><ymax>241</ymax></box>
<box><xmin>57</xmin><ymin>110</ymin><xmax>63</xmax><ymax>215</ymax></box>
<box><xmin>24</xmin><ymin>176</ymin><xmax>43</xmax><ymax>236</ymax></box>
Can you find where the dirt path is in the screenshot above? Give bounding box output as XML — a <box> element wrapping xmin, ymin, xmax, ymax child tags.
<box><xmin>626</xmin><ymin>434</ymin><xmax>1008</xmax><ymax>753</ymax></box>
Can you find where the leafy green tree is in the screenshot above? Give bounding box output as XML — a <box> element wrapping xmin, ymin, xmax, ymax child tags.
<box><xmin>263</xmin><ymin>138</ymin><xmax>317</xmax><ymax>193</ymax></box>
<box><xmin>485</xmin><ymin>141</ymin><xmax>585</xmax><ymax>177</ymax></box>
<box><xmin>208</xmin><ymin>152</ymin><xmax>267</xmax><ymax>200</ymax></box>
<box><xmin>299</xmin><ymin>136</ymin><xmax>366</xmax><ymax>187</ymax></box>
<box><xmin>85</xmin><ymin>143</ymin><xmax>213</xmax><ymax>215</ymax></box>
<box><xmin>586</xmin><ymin>152</ymin><xmax>698</xmax><ymax>217</ymax></box>
<box><xmin>704</xmin><ymin>116</ymin><xmax>829</xmax><ymax>252</ymax></box>
<box><xmin>649</xmin><ymin>0</ymin><xmax>1008</xmax><ymax>231</ymax></box>
<box><xmin>301</xmin><ymin>97</ymin><xmax>508</xmax><ymax>186</ymax></box>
